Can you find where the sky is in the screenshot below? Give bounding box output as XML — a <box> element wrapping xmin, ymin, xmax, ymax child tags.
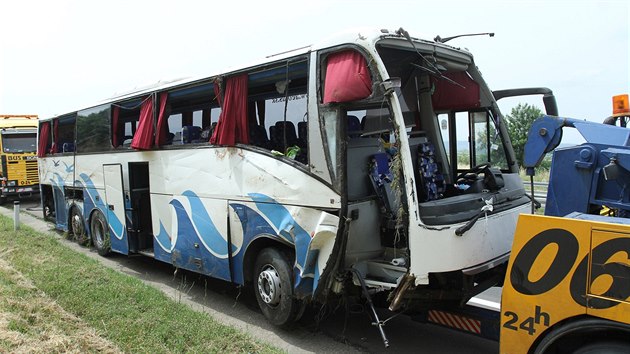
<box><xmin>1</xmin><ymin>0</ymin><xmax>628</xmax><ymax>143</ymax></box>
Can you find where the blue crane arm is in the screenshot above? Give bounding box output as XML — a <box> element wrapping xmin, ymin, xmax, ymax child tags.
<box><xmin>523</xmin><ymin>115</ymin><xmax>630</xmax><ymax>176</ymax></box>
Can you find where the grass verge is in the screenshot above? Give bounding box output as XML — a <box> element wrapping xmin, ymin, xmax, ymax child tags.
<box><xmin>0</xmin><ymin>215</ymin><xmax>280</xmax><ymax>353</ymax></box>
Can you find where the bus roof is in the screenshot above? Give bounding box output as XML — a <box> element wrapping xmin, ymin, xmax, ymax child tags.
<box><xmin>40</xmin><ymin>28</ymin><xmax>472</xmax><ymax>122</ymax></box>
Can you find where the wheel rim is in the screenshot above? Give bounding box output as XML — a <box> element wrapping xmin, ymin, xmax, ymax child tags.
<box><xmin>93</xmin><ymin>219</ymin><xmax>105</xmax><ymax>247</ymax></box>
<box><xmin>71</xmin><ymin>213</ymin><xmax>84</xmax><ymax>237</ymax></box>
<box><xmin>257</xmin><ymin>264</ymin><xmax>281</xmax><ymax>306</ymax></box>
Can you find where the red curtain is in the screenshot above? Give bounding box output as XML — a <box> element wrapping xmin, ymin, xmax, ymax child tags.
<box><xmin>38</xmin><ymin>122</ymin><xmax>50</xmax><ymax>158</ymax></box>
<box><xmin>431</xmin><ymin>71</ymin><xmax>480</xmax><ymax>111</ymax></box>
<box><xmin>210</xmin><ymin>74</ymin><xmax>249</xmax><ymax>145</ymax></box>
<box><xmin>323</xmin><ymin>50</ymin><xmax>372</xmax><ymax>104</ymax></box>
<box><xmin>131</xmin><ymin>96</ymin><xmax>154</xmax><ymax>150</ymax></box>
<box><xmin>50</xmin><ymin>119</ymin><xmax>59</xmax><ymax>154</ymax></box>
<box><xmin>154</xmin><ymin>92</ymin><xmax>169</xmax><ymax>146</ymax></box>
<box><xmin>112</xmin><ymin>106</ymin><xmax>120</xmax><ymax>147</ymax></box>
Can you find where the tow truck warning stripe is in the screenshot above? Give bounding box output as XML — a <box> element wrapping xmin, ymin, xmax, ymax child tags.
<box><xmin>428</xmin><ymin>310</ymin><xmax>481</xmax><ymax>334</ymax></box>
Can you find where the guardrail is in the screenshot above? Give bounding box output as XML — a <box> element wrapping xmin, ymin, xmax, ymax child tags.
<box><xmin>523</xmin><ymin>180</ymin><xmax>548</xmax><ymax>209</ymax></box>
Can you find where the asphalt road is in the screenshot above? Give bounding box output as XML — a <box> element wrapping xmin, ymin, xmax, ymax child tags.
<box><xmin>3</xmin><ymin>195</ymin><xmax>500</xmax><ymax>353</ymax></box>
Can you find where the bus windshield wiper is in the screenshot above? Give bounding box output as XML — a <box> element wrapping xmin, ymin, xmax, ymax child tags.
<box><xmin>395</xmin><ymin>27</ymin><xmax>464</xmax><ymax>89</ymax></box>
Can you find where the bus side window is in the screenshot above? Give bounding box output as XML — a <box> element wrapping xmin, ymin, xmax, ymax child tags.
<box><xmin>244</xmin><ymin>59</ymin><xmax>309</xmax><ymax>164</ymax></box>
<box><xmin>50</xmin><ymin>114</ymin><xmax>76</xmax><ymax>155</ymax></box>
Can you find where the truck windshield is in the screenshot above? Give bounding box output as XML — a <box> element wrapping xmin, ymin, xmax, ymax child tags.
<box><xmin>2</xmin><ymin>133</ymin><xmax>37</xmax><ymax>153</ymax></box>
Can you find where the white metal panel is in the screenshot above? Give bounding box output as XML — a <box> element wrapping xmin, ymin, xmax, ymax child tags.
<box><xmin>408</xmin><ymin>203</ymin><xmax>528</xmax><ymax>285</ymax></box>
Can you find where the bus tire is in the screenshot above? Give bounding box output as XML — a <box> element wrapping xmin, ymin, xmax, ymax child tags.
<box><xmin>91</xmin><ymin>210</ymin><xmax>111</xmax><ymax>256</ymax></box>
<box><xmin>253</xmin><ymin>247</ymin><xmax>301</xmax><ymax>327</ymax></box>
<box><xmin>70</xmin><ymin>206</ymin><xmax>89</xmax><ymax>246</ymax></box>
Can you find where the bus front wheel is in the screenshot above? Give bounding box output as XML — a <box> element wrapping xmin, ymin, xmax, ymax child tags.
<box><xmin>253</xmin><ymin>247</ymin><xmax>301</xmax><ymax>327</ymax></box>
<box><xmin>91</xmin><ymin>211</ymin><xmax>111</xmax><ymax>256</ymax></box>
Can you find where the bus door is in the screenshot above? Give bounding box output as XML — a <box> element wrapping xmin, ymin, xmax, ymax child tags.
<box><xmin>52</xmin><ymin>184</ymin><xmax>68</xmax><ymax>230</ymax></box>
<box><xmin>103</xmin><ymin>164</ymin><xmax>129</xmax><ymax>254</ymax></box>
<box><xmin>128</xmin><ymin>162</ymin><xmax>153</xmax><ymax>253</ymax></box>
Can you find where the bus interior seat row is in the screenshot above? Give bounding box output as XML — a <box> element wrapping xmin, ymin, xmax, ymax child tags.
<box><xmin>248</xmin><ymin>120</ymin><xmax>308</xmax><ymax>162</ymax></box>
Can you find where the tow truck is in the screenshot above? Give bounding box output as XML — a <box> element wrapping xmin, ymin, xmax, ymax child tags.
<box><xmin>389</xmin><ymin>94</ymin><xmax>630</xmax><ymax>353</ymax></box>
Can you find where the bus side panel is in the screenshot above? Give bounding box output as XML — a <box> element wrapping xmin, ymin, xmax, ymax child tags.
<box><xmin>230</xmin><ymin>196</ymin><xmax>339</xmax><ymax>296</ymax></box>
<box><xmin>151</xmin><ymin>192</ymin><xmax>231</xmax><ymax>282</ymax></box>
<box><xmin>39</xmin><ymin>156</ymin><xmax>74</xmax><ymax>231</ymax></box>
<box><xmin>78</xmin><ymin>172</ymin><xmax>120</xmax><ymax>249</ymax></box>
<box><xmin>501</xmin><ymin>215</ymin><xmax>593</xmax><ymax>352</ymax></box>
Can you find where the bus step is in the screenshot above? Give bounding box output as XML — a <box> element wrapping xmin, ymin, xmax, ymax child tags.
<box><xmin>352</xmin><ymin>260</ymin><xmax>406</xmax><ymax>289</ymax></box>
<box><xmin>362</xmin><ymin>278</ymin><xmax>398</xmax><ymax>290</ymax></box>
<box><xmin>137</xmin><ymin>249</ymin><xmax>155</xmax><ymax>258</ymax></box>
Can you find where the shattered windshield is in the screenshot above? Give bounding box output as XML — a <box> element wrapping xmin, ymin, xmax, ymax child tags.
<box><xmin>376</xmin><ymin>43</ymin><xmax>509</xmax><ymax>181</ymax></box>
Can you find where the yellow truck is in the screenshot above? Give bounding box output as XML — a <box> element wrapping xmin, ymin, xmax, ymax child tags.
<box><xmin>0</xmin><ymin>115</ymin><xmax>39</xmax><ymax>203</ymax></box>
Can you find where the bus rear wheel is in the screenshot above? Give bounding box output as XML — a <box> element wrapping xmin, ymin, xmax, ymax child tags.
<box><xmin>70</xmin><ymin>206</ymin><xmax>89</xmax><ymax>246</ymax></box>
<box><xmin>253</xmin><ymin>247</ymin><xmax>301</xmax><ymax>327</ymax></box>
<box><xmin>91</xmin><ymin>211</ymin><xmax>111</xmax><ymax>256</ymax></box>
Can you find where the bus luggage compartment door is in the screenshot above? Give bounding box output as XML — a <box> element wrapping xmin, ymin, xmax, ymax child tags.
<box><xmin>103</xmin><ymin>164</ymin><xmax>129</xmax><ymax>255</ymax></box>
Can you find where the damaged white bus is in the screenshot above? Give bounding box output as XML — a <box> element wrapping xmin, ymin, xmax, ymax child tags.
<box><xmin>39</xmin><ymin>28</ymin><xmax>531</xmax><ymax>342</ymax></box>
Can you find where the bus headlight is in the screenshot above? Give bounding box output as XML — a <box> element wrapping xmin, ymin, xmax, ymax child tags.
<box><xmin>7</xmin><ymin>180</ymin><xmax>16</xmax><ymax>186</ymax></box>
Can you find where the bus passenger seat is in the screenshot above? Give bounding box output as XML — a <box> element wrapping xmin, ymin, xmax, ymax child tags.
<box><xmin>62</xmin><ymin>142</ymin><xmax>75</xmax><ymax>153</ymax></box>
<box><xmin>272</xmin><ymin>121</ymin><xmax>299</xmax><ymax>150</ymax></box>
<box><xmin>182</xmin><ymin>126</ymin><xmax>201</xmax><ymax>143</ymax></box>
<box><xmin>418</xmin><ymin>142</ymin><xmax>445</xmax><ymax>201</ymax></box>
<box><xmin>297</xmin><ymin>121</ymin><xmax>307</xmax><ymax>144</ymax></box>
<box><xmin>347</xmin><ymin>115</ymin><xmax>361</xmax><ymax>138</ymax></box>
<box><xmin>369</xmin><ymin>152</ymin><xmax>398</xmax><ymax>217</ymax></box>
<box><xmin>249</xmin><ymin>124</ymin><xmax>270</xmax><ymax>149</ymax></box>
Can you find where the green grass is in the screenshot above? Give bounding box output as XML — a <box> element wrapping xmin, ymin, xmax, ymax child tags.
<box><xmin>0</xmin><ymin>215</ymin><xmax>281</xmax><ymax>353</ymax></box>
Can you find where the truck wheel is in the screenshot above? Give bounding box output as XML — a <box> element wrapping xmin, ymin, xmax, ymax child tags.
<box><xmin>253</xmin><ymin>248</ymin><xmax>301</xmax><ymax>327</ymax></box>
<box><xmin>91</xmin><ymin>211</ymin><xmax>111</xmax><ymax>256</ymax></box>
<box><xmin>69</xmin><ymin>206</ymin><xmax>89</xmax><ymax>246</ymax></box>
<box><xmin>573</xmin><ymin>340</ymin><xmax>630</xmax><ymax>354</ymax></box>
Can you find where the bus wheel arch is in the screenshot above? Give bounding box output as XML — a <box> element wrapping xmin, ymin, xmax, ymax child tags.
<box><xmin>242</xmin><ymin>235</ymin><xmax>294</xmax><ymax>284</ymax></box>
<box><xmin>533</xmin><ymin>316</ymin><xmax>630</xmax><ymax>354</ymax></box>
<box><xmin>68</xmin><ymin>204</ymin><xmax>89</xmax><ymax>246</ymax></box>
<box><xmin>89</xmin><ymin>209</ymin><xmax>111</xmax><ymax>256</ymax></box>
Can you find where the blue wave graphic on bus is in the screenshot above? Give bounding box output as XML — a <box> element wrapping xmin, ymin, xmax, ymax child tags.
<box><xmin>79</xmin><ymin>173</ymin><xmax>125</xmax><ymax>240</ymax></box>
<box><xmin>230</xmin><ymin>203</ymin><xmax>277</xmax><ymax>241</ymax></box>
<box><xmin>51</xmin><ymin>172</ymin><xmax>65</xmax><ymax>187</ymax></box>
<box><xmin>182</xmin><ymin>190</ymin><xmax>237</xmax><ymax>256</ymax></box>
<box><xmin>248</xmin><ymin>193</ymin><xmax>318</xmax><ymax>290</ymax></box>
<box><xmin>155</xmin><ymin>221</ymin><xmax>172</xmax><ymax>251</ymax></box>
<box><xmin>155</xmin><ymin>190</ymin><xmax>235</xmax><ymax>258</ymax></box>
